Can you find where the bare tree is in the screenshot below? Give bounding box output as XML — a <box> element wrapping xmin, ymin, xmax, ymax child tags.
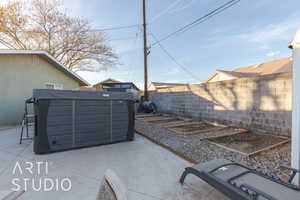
<box><xmin>0</xmin><ymin>0</ymin><xmax>118</xmax><ymax>72</ymax></box>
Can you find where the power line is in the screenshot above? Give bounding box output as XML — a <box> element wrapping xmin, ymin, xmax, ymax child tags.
<box><xmin>128</xmin><ymin>29</ymin><xmax>141</xmax><ymax>81</ymax></box>
<box><xmin>90</xmin><ymin>24</ymin><xmax>141</xmax><ymax>31</ymax></box>
<box><xmin>107</xmin><ymin>36</ymin><xmax>139</xmax><ymax>42</ymax></box>
<box><xmin>150</xmin><ymin>32</ymin><xmax>201</xmax><ymax>81</ymax></box>
<box><xmin>6</xmin><ymin>29</ymin><xmax>140</xmax><ymax>42</ymax></box>
<box><xmin>177</xmin><ymin>0</ymin><xmax>241</xmax><ymax>34</ymax></box>
<box><xmin>2</xmin><ymin>24</ymin><xmax>141</xmax><ymax>33</ymax></box>
<box><xmin>150</xmin><ymin>0</ymin><xmax>240</xmax><ymax>46</ymax></box>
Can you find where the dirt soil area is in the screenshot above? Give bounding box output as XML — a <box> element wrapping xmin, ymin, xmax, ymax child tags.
<box><xmin>135</xmin><ymin>114</ymin><xmax>163</xmax><ymax>119</ymax></box>
<box><xmin>135</xmin><ymin>118</ymin><xmax>292</xmax><ymax>181</ymax></box>
<box><xmin>148</xmin><ymin>118</ymin><xmax>184</xmax><ymax>124</ymax></box>
<box><xmin>208</xmin><ymin>132</ymin><xmax>289</xmax><ymax>155</ymax></box>
<box><xmin>171</xmin><ymin>122</ymin><xmax>216</xmax><ymax>132</ymax></box>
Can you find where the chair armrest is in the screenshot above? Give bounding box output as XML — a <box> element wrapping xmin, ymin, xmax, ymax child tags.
<box><xmin>279</xmin><ymin>165</ymin><xmax>300</xmax><ymax>173</ymax></box>
<box><xmin>25</xmin><ymin>98</ymin><xmax>35</xmax><ymax>104</ymax></box>
<box><xmin>279</xmin><ymin>165</ymin><xmax>300</xmax><ymax>183</ymax></box>
<box><xmin>240</xmin><ymin>184</ymin><xmax>276</xmax><ymax>200</ymax></box>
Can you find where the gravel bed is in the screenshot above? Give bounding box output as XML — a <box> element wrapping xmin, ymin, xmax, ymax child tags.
<box><xmin>135</xmin><ymin>119</ymin><xmax>291</xmax><ymax>180</ymax></box>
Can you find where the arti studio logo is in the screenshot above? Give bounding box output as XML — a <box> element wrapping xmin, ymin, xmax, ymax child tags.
<box><xmin>11</xmin><ymin>161</ymin><xmax>72</xmax><ymax>192</ymax></box>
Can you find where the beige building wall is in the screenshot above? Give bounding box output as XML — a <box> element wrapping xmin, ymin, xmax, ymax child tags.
<box><xmin>148</xmin><ymin>83</ymin><xmax>157</xmax><ymax>91</ymax></box>
<box><xmin>208</xmin><ymin>73</ymin><xmax>235</xmax><ymax>82</ymax></box>
<box><xmin>0</xmin><ymin>54</ymin><xmax>81</xmax><ymax>126</ymax></box>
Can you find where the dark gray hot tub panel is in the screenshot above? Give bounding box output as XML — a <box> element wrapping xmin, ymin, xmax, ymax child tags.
<box><xmin>33</xmin><ymin>89</ymin><xmax>135</xmax><ymax>154</ymax></box>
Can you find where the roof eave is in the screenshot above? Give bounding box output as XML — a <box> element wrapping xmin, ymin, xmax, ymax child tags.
<box><xmin>0</xmin><ymin>49</ymin><xmax>90</xmax><ymax>86</ymax></box>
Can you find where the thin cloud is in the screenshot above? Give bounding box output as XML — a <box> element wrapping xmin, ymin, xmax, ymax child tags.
<box><xmin>149</xmin><ymin>0</ymin><xmax>182</xmax><ymax>23</ymax></box>
<box><xmin>150</xmin><ymin>0</ymin><xmax>197</xmax><ymax>23</ymax></box>
<box><xmin>237</xmin><ymin>16</ymin><xmax>300</xmax><ymax>43</ymax></box>
<box><xmin>266</xmin><ymin>50</ymin><xmax>281</xmax><ymax>57</ymax></box>
<box><xmin>165</xmin><ymin>0</ymin><xmax>197</xmax><ymax>14</ymax></box>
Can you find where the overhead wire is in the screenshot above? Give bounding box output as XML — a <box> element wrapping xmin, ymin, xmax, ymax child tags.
<box><xmin>175</xmin><ymin>0</ymin><xmax>241</xmax><ymax>35</ymax></box>
<box><xmin>107</xmin><ymin>36</ymin><xmax>139</xmax><ymax>42</ymax></box>
<box><xmin>150</xmin><ymin>32</ymin><xmax>201</xmax><ymax>81</ymax></box>
<box><xmin>104</xmin><ymin>0</ymin><xmax>240</xmax><ymax>83</ymax></box>
<box><xmin>90</xmin><ymin>24</ymin><xmax>140</xmax><ymax>31</ymax></box>
<box><xmin>150</xmin><ymin>0</ymin><xmax>241</xmax><ymax>46</ymax></box>
<box><xmin>128</xmin><ymin>30</ymin><xmax>142</xmax><ymax>81</ymax></box>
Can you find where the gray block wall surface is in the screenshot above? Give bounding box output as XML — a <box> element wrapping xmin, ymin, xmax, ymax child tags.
<box><xmin>149</xmin><ymin>72</ymin><xmax>292</xmax><ymax>136</ymax></box>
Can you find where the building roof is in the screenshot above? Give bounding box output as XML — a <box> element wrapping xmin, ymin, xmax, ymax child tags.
<box><xmin>93</xmin><ymin>78</ymin><xmax>120</xmax><ymax>86</ymax></box>
<box><xmin>93</xmin><ymin>78</ymin><xmax>141</xmax><ymax>91</ymax></box>
<box><xmin>150</xmin><ymin>82</ymin><xmax>188</xmax><ymax>88</ymax></box>
<box><xmin>205</xmin><ymin>57</ymin><xmax>292</xmax><ymax>82</ymax></box>
<box><xmin>233</xmin><ymin>57</ymin><xmax>292</xmax><ymax>75</ymax></box>
<box><xmin>216</xmin><ymin>70</ymin><xmax>260</xmax><ymax>78</ymax></box>
<box><xmin>205</xmin><ymin>70</ymin><xmax>259</xmax><ymax>82</ymax></box>
<box><xmin>0</xmin><ymin>49</ymin><xmax>89</xmax><ymax>86</ymax></box>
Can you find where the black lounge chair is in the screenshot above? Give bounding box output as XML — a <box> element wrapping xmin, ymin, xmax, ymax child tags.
<box><xmin>0</xmin><ymin>190</ymin><xmax>25</xmax><ymax>200</ymax></box>
<box><xmin>180</xmin><ymin>159</ymin><xmax>300</xmax><ymax>200</ymax></box>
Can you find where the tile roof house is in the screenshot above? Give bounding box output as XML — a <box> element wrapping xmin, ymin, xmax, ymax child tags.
<box><xmin>92</xmin><ymin>78</ymin><xmax>141</xmax><ymax>100</ymax></box>
<box><xmin>80</xmin><ymin>78</ymin><xmax>121</xmax><ymax>91</ymax></box>
<box><xmin>148</xmin><ymin>82</ymin><xmax>188</xmax><ymax>91</ymax></box>
<box><xmin>0</xmin><ymin>49</ymin><xmax>89</xmax><ymax>126</ymax></box>
<box><xmin>93</xmin><ymin>78</ymin><xmax>121</xmax><ymax>89</ymax></box>
<box><xmin>205</xmin><ymin>57</ymin><xmax>292</xmax><ymax>82</ymax></box>
<box><xmin>93</xmin><ymin>78</ymin><xmax>140</xmax><ymax>91</ymax></box>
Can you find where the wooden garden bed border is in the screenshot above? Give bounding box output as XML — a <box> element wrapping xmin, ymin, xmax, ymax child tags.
<box><xmin>206</xmin><ymin>130</ymin><xmax>290</xmax><ymax>157</ymax></box>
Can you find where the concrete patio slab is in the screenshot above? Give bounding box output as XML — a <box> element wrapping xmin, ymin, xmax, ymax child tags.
<box><xmin>0</xmin><ymin>127</ymin><xmax>228</xmax><ymax>200</ymax></box>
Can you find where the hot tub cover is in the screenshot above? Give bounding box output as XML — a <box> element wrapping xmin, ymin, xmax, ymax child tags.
<box><xmin>33</xmin><ymin>89</ymin><xmax>135</xmax><ymax>154</ymax></box>
<box><xmin>32</xmin><ymin>89</ymin><xmax>133</xmax><ymax>100</ymax></box>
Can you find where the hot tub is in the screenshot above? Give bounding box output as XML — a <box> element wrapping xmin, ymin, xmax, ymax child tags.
<box><xmin>32</xmin><ymin>89</ymin><xmax>135</xmax><ymax>154</ymax></box>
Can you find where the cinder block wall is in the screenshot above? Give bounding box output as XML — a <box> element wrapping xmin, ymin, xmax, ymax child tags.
<box><xmin>149</xmin><ymin>72</ymin><xmax>292</xmax><ymax>136</ymax></box>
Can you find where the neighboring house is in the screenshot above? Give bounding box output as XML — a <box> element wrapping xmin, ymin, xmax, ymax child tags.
<box><xmin>148</xmin><ymin>82</ymin><xmax>188</xmax><ymax>91</ymax></box>
<box><xmin>93</xmin><ymin>78</ymin><xmax>120</xmax><ymax>90</ymax></box>
<box><xmin>93</xmin><ymin>78</ymin><xmax>141</xmax><ymax>100</ymax></box>
<box><xmin>205</xmin><ymin>70</ymin><xmax>260</xmax><ymax>82</ymax></box>
<box><xmin>0</xmin><ymin>49</ymin><xmax>89</xmax><ymax>126</ymax></box>
<box><xmin>206</xmin><ymin>57</ymin><xmax>292</xmax><ymax>82</ymax></box>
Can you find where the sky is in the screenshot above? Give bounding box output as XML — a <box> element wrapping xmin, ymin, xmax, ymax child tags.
<box><xmin>2</xmin><ymin>0</ymin><xmax>300</xmax><ymax>89</ymax></box>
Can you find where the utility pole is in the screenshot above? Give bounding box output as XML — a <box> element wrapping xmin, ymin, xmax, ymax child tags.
<box><xmin>142</xmin><ymin>0</ymin><xmax>149</xmax><ymax>101</ymax></box>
